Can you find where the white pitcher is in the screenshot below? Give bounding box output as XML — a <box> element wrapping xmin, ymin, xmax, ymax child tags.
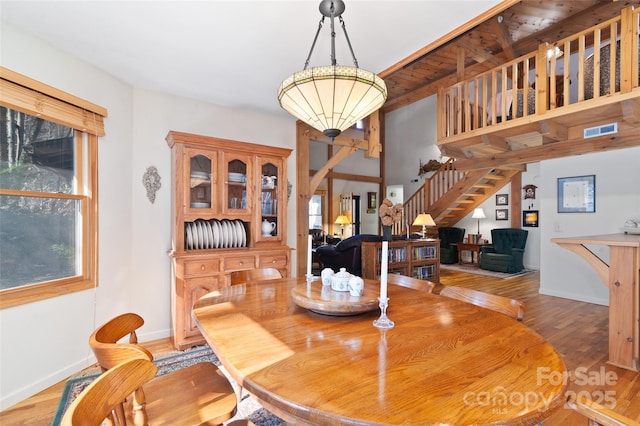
<box><xmin>261</xmin><ymin>219</ymin><xmax>276</xmax><ymax>236</ymax></box>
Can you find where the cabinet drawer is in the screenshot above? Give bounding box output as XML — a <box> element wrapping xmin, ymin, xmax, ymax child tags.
<box><xmin>224</xmin><ymin>256</ymin><xmax>256</xmax><ymax>271</ymax></box>
<box><xmin>259</xmin><ymin>253</ymin><xmax>288</xmax><ymax>269</ymax></box>
<box><xmin>184</xmin><ymin>259</ymin><xmax>220</xmax><ymax>276</ymax></box>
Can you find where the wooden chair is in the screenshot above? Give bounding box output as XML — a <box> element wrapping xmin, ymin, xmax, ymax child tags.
<box><xmin>386</xmin><ymin>274</ymin><xmax>435</xmax><ymax>293</ymax></box>
<box><xmin>61</xmin><ymin>358</ymin><xmax>157</xmax><ymax>426</ymax></box>
<box><xmin>566</xmin><ymin>394</ymin><xmax>640</xmax><ymax>426</ymax></box>
<box><xmin>89</xmin><ymin>313</ymin><xmax>238</xmax><ymax>426</ymax></box>
<box><xmin>439</xmin><ymin>286</ymin><xmax>524</xmax><ymax>320</ymax></box>
<box><xmin>230</xmin><ymin>267</ymin><xmax>282</xmax><ymax>285</ymax></box>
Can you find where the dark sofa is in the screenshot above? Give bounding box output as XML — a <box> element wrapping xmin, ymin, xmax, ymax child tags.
<box><xmin>315</xmin><ymin>234</ymin><xmax>383</xmax><ymax>276</ymax></box>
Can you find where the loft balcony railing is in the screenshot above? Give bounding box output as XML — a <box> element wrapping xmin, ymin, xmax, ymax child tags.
<box><xmin>437</xmin><ymin>6</ymin><xmax>639</xmax><ymax>141</ymax></box>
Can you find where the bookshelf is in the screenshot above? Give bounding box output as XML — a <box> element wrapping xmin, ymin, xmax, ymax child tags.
<box><xmin>361</xmin><ymin>239</ymin><xmax>440</xmax><ymax>282</ymax></box>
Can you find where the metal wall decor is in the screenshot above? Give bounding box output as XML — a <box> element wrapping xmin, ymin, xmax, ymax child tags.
<box><xmin>143</xmin><ymin>166</ymin><xmax>161</xmax><ymax>204</ymax></box>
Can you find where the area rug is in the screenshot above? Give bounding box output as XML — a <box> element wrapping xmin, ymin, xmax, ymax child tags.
<box><xmin>52</xmin><ymin>345</ymin><xmax>285</xmax><ymax>426</ymax></box>
<box><xmin>440</xmin><ymin>263</ymin><xmax>535</xmax><ymax>279</ymax></box>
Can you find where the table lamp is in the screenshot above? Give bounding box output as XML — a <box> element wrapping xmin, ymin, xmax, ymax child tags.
<box><xmin>335</xmin><ymin>214</ymin><xmax>349</xmax><ymax>236</ymax></box>
<box><xmin>412</xmin><ymin>213</ymin><xmax>436</xmax><ymax>239</ymax></box>
<box><xmin>472</xmin><ymin>208</ymin><xmax>486</xmax><ymax>235</ymax></box>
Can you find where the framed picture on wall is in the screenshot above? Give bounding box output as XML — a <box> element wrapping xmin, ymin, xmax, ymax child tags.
<box><xmin>495</xmin><ymin>209</ymin><xmax>509</xmax><ymax>220</ymax></box>
<box><xmin>557</xmin><ymin>175</ymin><xmax>595</xmax><ymax>213</ymax></box>
<box><xmin>496</xmin><ymin>194</ymin><xmax>509</xmax><ymax>205</ymax></box>
<box><xmin>523</xmin><ymin>210</ymin><xmax>539</xmax><ymax>227</ymax></box>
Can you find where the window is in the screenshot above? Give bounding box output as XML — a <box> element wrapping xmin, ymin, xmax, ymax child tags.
<box><xmin>309</xmin><ymin>194</ymin><xmax>323</xmax><ymax>229</ymax></box>
<box><xmin>0</xmin><ymin>67</ymin><xmax>106</xmax><ymax>308</ymax></box>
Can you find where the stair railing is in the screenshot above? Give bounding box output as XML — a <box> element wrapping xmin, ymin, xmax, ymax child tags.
<box><xmin>400</xmin><ymin>158</ymin><xmax>466</xmax><ymax>232</ymax></box>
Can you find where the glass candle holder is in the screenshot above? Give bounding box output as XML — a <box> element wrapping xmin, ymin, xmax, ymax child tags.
<box><xmin>373</xmin><ymin>297</ymin><xmax>394</xmax><ymax>329</ymax></box>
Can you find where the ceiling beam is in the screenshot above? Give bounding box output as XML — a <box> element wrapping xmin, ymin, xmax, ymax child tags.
<box><xmin>453</xmin><ymin>128</ymin><xmax>640</xmax><ymax>171</ymax></box>
<box><xmin>456</xmin><ymin>38</ymin><xmax>504</xmax><ymax>68</ymax></box>
<box><xmin>488</xmin><ymin>15</ymin><xmax>517</xmax><ymax>60</ymax></box>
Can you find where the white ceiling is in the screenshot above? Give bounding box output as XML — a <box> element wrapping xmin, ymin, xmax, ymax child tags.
<box><xmin>1</xmin><ymin>0</ymin><xmax>500</xmax><ymax>117</ymax></box>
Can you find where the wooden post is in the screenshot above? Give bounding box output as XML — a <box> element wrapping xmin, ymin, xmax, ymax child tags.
<box><xmin>510</xmin><ymin>172</ymin><xmax>522</xmax><ymax>228</ymax></box>
<box><xmin>536</xmin><ymin>44</ymin><xmax>549</xmax><ymax>114</ymax></box>
<box><xmin>296</xmin><ymin>122</ymin><xmax>311</xmax><ymax>277</ymax></box>
<box><xmin>619</xmin><ymin>6</ymin><xmax>634</xmax><ymax>94</ymax></box>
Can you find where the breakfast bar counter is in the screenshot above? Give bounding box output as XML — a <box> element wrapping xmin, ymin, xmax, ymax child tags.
<box><xmin>552</xmin><ymin>233</ymin><xmax>640</xmax><ymax>371</ymax></box>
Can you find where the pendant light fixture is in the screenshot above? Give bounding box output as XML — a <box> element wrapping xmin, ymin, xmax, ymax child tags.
<box><xmin>278</xmin><ymin>0</ymin><xmax>387</xmax><ymax>139</ymax></box>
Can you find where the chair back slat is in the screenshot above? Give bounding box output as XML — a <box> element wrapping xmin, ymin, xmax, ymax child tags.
<box><xmin>61</xmin><ymin>358</ymin><xmax>157</xmax><ymax>426</ymax></box>
<box><xmin>386</xmin><ymin>274</ymin><xmax>435</xmax><ymax>293</ymax></box>
<box><xmin>440</xmin><ymin>286</ymin><xmax>524</xmax><ymax>320</ymax></box>
<box><xmin>90</xmin><ymin>313</ymin><xmax>154</xmax><ymax>370</ymax></box>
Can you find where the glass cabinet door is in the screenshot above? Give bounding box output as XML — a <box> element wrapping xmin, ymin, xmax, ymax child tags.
<box><xmin>185</xmin><ymin>150</ymin><xmax>216</xmax><ymax>212</ymax></box>
<box><xmin>223</xmin><ymin>153</ymin><xmax>251</xmax><ymax>215</ymax></box>
<box><xmin>257</xmin><ymin>157</ymin><xmax>283</xmax><ymax>240</ymax></box>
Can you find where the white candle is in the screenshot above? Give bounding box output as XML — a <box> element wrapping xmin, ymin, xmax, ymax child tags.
<box><xmin>380</xmin><ymin>241</ymin><xmax>388</xmax><ymax>300</ymax></box>
<box><xmin>307</xmin><ymin>235</ymin><xmax>313</xmax><ymax>276</ymax></box>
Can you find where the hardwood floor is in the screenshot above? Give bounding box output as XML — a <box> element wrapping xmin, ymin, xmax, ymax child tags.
<box><xmin>1</xmin><ymin>269</ymin><xmax>639</xmax><ymax>425</ymax></box>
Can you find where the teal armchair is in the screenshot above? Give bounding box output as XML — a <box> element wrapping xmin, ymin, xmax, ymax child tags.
<box><xmin>438</xmin><ymin>227</ymin><xmax>465</xmax><ymax>264</ymax></box>
<box><xmin>479</xmin><ymin>228</ymin><xmax>528</xmax><ymax>273</ymax></box>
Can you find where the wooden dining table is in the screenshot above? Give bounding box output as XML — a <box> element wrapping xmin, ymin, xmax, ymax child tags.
<box><xmin>192</xmin><ymin>277</ymin><xmax>568</xmax><ymax>425</ymax></box>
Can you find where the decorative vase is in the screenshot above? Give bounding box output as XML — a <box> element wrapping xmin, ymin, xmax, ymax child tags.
<box><xmin>382</xmin><ymin>225</ymin><xmax>393</xmax><ymax>241</ymax></box>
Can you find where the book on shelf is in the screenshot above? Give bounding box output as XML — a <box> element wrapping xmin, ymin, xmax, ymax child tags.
<box><xmin>468</xmin><ymin>234</ymin><xmax>482</xmax><ymax>244</ymax></box>
<box><xmin>412</xmin><ymin>245</ymin><xmax>436</xmax><ymax>260</ymax></box>
<box><xmin>377</xmin><ymin>247</ymin><xmax>407</xmax><ymax>263</ymax></box>
<box><xmin>413</xmin><ymin>264</ymin><xmax>436</xmax><ymax>280</ymax></box>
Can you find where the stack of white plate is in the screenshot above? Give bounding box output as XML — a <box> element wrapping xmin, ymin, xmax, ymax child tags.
<box><xmin>191</xmin><ymin>171</ymin><xmax>211</xmax><ymax>180</ymax></box>
<box><xmin>185</xmin><ymin>219</ymin><xmax>247</xmax><ymax>250</ymax></box>
<box><xmin>228</xmin><ymin>172</ymin><xmax>245</xmax><ymax>183</ymax></box>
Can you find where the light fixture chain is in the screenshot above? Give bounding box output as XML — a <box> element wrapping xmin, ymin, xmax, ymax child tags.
<box><xmin>303</xmin><ymin>17</ymin><xmax>325</xmax><ymax>70</ymax></box>
<box><xmin>329</xmin><ymin>9</ymin><xmax>337</xmax><ymax>66</ymax></box>
<box><xmin>339</xmin><ymin>16</ymin><xmax>359</xmax><ymax>68</ymax></box>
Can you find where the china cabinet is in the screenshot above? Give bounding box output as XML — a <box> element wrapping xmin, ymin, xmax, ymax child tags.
<box><xmin>361</xmin><ymin>239</ymin><xmax>440</xmax><ymax>282</ymax></box>
<box><xmin>166</xmin><ymin>131</ymin><xmax>292</xmax><ymax>349</ymax></box>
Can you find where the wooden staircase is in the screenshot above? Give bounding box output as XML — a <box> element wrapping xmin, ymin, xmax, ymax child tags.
<box><xmin>398</xmin><ymin>158</ymin><xmax>520</xmax><ymax>234</ymax></box>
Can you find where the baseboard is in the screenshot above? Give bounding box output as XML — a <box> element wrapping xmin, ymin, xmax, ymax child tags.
<box><xmin>0</xmin><ymin>357</ymin><xmax>91</xmax><ymax>410</ymax></box>
<box><xmin>539</xmin><ymin>288</ymin><xmax>609</xmax><ymax>306</ymax></box>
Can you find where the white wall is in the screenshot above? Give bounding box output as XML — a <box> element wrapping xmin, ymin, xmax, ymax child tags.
<box><xmin>539</xmin><ymin>148</ymin><xmax>640</xmax><ymax>305</ymax></box>
<box><xmin>385</xmin><ymin>96</ymin><xmax>443</xmax><ymax>198</ymax></box>
<box><xmin>0</xmin><ymin>23</ymin><xmax>296</xmax><ymax>408</ymax></box>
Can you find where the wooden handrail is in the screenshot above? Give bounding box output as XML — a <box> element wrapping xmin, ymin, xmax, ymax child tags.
<box><xmin>399</xmin><ymin>158</ymin><xmax>466</xmax><ymax>232</ymax></box>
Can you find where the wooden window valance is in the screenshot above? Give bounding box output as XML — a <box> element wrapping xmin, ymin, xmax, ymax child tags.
<box><xmin>0</xmin><ymin>66</ymin><xmax>107</xmax><ymax>136</ymax></box>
